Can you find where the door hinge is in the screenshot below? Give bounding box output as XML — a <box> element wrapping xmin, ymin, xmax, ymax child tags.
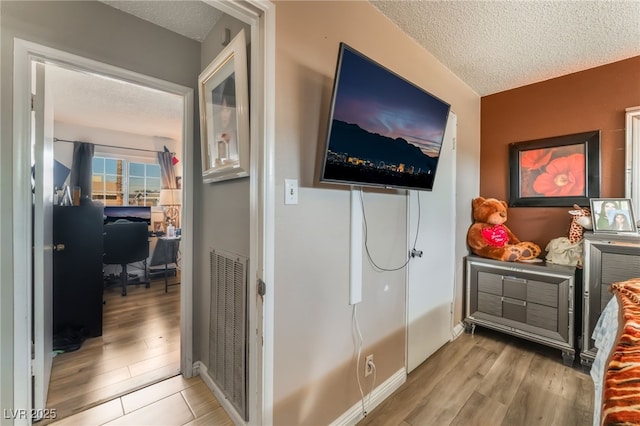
<box><xmin>257</xmin><ymin>279</ymin><xmax>266</xmax><ymax>296</ymax></box>
<box><xmin>31</xmin><ymin>94</ymin><xmax>35</xmax><ymax>111</ymax></box>
<box><xmin>30</xmin><ymin>342</ymin><xmax>35</xmax><ymax>376</ymax></box>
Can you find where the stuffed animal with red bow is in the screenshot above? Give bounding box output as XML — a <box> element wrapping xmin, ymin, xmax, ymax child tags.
<box><xmin>467</xmin><ymin>197</ymin><xmax>541</xmax><ymax>262</ymax></box>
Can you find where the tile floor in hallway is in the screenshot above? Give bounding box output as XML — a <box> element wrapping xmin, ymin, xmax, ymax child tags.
<box><xmin>49</xmin><ymin>374</ymin><xmax>233</xmax><ymax>426</ymax></box>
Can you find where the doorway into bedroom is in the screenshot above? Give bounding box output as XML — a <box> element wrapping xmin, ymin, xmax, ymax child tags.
<box><xmin>43</xmin><ymin>61</ymin><xmax>187</xmax><ymax>420</ymax></box>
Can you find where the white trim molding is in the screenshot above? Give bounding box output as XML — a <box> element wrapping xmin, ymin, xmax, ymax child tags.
<box><xmin>330</xmin><ymin>368</ymin><xmax>406</xmax><ymax>426</ymax></box>
<box><xmin>452</xmin><ymin>322</ymin><xmax>466</xmax><ymax>339</ymax></box>
<box><xmin>194</xmin><ymin>361</ymin><xmax>247</xmax><ymax>425</ymax></box>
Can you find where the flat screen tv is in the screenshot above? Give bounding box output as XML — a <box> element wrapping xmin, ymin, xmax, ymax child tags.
<box><xmin>103</xmin><ymin>206</ymin><xmax>151</xmax><ymax>225</ymax></box>
<box><xmin>319</xmin><ymin>43</ymin><xmax>451</xmax><ymax>191</ymax></box>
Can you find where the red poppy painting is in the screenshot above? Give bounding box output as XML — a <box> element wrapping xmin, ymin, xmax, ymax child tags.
<box><xmin>509</xmin><ymin>131</ymin><xmax>600</xmax><ymax>207</ymax></box>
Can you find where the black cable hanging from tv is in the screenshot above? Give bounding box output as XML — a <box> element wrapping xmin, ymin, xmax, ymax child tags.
<box><xmin>359</xmin><ymin>187</ymin><xmax>419</xmax><ymax>272</ymax></box>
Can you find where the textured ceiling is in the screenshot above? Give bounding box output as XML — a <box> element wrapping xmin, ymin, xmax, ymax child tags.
<box><xmin>371</xmin><ymin>0</ymin><xmax>640</xmax><ymax>96</ymax></box>
<box><xmin>49</xmin><ymin>65</ymin><xmax>184</xmax><ymax>141</ymax></box>
<box><xmin>100</xmin><ymin>0</ymin><xmax>222</xmax><ymax>42</ymax></box>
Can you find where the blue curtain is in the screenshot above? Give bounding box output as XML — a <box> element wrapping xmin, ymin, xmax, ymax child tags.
<box><xmin>69</xmin><ymin>141</ymin><xmax>94</xmax><ymax>201</ymax></box>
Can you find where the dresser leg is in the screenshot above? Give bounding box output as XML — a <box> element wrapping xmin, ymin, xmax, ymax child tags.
<box><xmin>463</xmin><ymin>321</ymin><xmax>476</xmax><ymax>335</ymax></box>
<box><xmin>561</xmin><ymin>351</ymin><xmax>575</xmax><ymax>367</ymax></box>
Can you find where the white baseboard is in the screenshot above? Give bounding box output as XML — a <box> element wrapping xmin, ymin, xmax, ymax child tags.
<box><xmin>194</xmin><ymin>361</ymin><xmax>246</xmax><ymax>426</ymax></box>
<box><xmin>452</xmin><ymin>321</ymin><xmax>465</xmax><ymax>339</ymax></box>
<box><xmin>330</xmin><ymin>368</ymin><xmax>406</xmax><ymax>426</ymax></box>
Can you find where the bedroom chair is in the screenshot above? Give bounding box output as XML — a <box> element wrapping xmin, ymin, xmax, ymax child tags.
<box><xmin>103</xmin><ymin>220</ymin><xmax>150</xmax><ymax>296</ymax></box>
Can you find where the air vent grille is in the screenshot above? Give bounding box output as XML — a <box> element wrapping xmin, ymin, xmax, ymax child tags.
<box><xmin>208</xmin><ymin>248</ymin><xmax>248</xmax><ymax>420</ymax></box>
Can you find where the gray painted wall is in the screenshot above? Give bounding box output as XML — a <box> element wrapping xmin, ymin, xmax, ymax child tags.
<box><xmin>195</xmin><ymin>15</ymin><xmax>251</xmax><ymax>369</ymax></box>
<box><xmin>0</xmin><ymin>2</ymin><xmax>200</xmax><ymax>422</ymax></box>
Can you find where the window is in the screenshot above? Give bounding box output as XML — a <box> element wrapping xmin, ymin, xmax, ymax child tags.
<box><xmin>129</xmin><ymin>162</ymin><xmax>161</xmax><ymax>206</ymax></box>
<box><xmin>92</xmin><ymin>156</ymin><xmax>161</xmax><ymax>206</ymax></box>
<box><xmin>92</xmin><ymin>157</ymin><xmax>124</xmax><ymax>205</ymax></box>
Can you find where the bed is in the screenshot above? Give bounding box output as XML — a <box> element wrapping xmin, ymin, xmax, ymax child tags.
<box><xmin>591</xmin><ymin>278</ymin><xmax>640</xmax><ymax>426</ymax></box>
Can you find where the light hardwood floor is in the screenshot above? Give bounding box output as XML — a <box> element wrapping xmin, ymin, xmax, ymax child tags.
<box><xmin>49</xmin><ymin>324</ymin><xmax>593</xmax><ymax>426</ymax></box>
<box><xmin>45</xmin><ymin>273</ymin><xmax>234</xmax><ymax>426</ymax></box>
<box><xmin>46</xmin><ymin>275</ymin><xmax>593</xmax><ymax>425</ymax></box>
<box><xmin>46</xmin><ymin>274</ymin><xmax>184</xmax><ymax>422</ymax></box>
<box><xmin>359</xmin><ymin>327</ymin><xmax>594</xmax><ymax>426</ymax></box>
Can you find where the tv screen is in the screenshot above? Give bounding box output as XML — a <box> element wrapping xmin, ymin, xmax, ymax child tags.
<box><xmin>319</xmin><ymin>43</ymin><xmax>451</xmax><ymax>191</ymax></box>
<box><xmin>103</xmin><ymin>206</ymin><xmax>151</xmax><ymax>225</ymax></box>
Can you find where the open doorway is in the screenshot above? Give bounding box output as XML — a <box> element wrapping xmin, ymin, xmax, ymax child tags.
<box><xmin>12</xmin><ymin>1</ymin><xmax>274</xmax><ymax>423</ymax></box>
<box><xmin>43</xmin><ymin>62</ymin><xmax>186</xmax><ymax>419</ymax></box>
<box><xmin>17</xmin><ymin>40</ymin><xmax>195</xmax><ymax>422</ymax></box>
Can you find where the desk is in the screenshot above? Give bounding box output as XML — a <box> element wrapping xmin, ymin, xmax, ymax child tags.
<box><xmin>150</xmin><ymin>236</ymin><xmax>180</xmax><ymax>292</ymax></box>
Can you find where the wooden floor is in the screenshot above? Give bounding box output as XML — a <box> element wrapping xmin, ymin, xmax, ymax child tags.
<box><xmin>46</xmin><ymin>277</ymin><xmax>594</xmax><ymax>425</ymax></box>
<box><xmin>46</xmin><ymin>274</ymin><xmax>184</xmax><ymax>422</ymax></box>
<box><xmin>360</xmin><ymin>327</ymin><xmax>594</xmax><ymax>426</ymax></box>
<box><xmin>45</xmin><ymin>273</ymin><xmax>234</xmax><ymax>426</ymax></box>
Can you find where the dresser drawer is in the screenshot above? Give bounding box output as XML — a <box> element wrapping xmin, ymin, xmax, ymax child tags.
<box><xmin>503</xmin><ymin>297</ymin><xmax>526</xmax><ymax>322</ymax></box>
<box><xmin>527</xmin><ymin>280</ymin><xmax>558</xmax><ymax>307</ymax></box>
<box><xmin>503</xmin><ymin>276</ymin><xmax>527</xmax><ymax>300</ymax></box>
<box><xmin>527</xmin><ymin>302</ymin><xmax>558</xmax><ymax>331</ymax></box>
<box><xmin>478</xmin><ymin>272</ymin><xmax>502</xmax><ymax>296</ymax></box>
<box><xmin>478</xmin><ymin>292</ymin><xmax>502</xmax><ymax>316</ymax></box>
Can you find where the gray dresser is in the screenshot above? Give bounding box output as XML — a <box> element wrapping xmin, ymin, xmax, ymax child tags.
<box><xmin>464</xmin><ymin>256</ymin><xmax>577</xmax><ymax>365</ymax></box>
<box><xmin>580</xmin><ymin>232</ymin><xmax>640</xmax><ymax>369</ymax></box>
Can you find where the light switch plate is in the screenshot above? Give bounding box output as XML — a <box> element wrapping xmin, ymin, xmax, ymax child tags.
<box><xmin>284</xmin><ymin>179</ymin><xmax>298</xmax><ymax>205</ymax></box>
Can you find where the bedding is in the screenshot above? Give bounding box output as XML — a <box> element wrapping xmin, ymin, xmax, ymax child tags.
<box><xmin>592</xmin><ymin>296</ymin><xmax>619</xmax><ymax>426</ymax></box>
<box><xmin>592</xmin><ymin>278</ymin><xmax>640</xmax><ymax>426</ymax></box>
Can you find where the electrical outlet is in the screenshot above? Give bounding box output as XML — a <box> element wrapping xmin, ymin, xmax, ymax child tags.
<box><xmin>365</xmin><ymin>354</ymin><xmax>374</xmax><ymax>377</ymax></box>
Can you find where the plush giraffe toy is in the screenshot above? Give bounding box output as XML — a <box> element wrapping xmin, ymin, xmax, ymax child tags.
<box><xmin>568</xmin><ymin>204</ymin><xmax>592</xmax><ymax>244</ymax></box>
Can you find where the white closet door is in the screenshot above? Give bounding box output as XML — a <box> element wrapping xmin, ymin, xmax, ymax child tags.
<box><xmin>407</xmin><ymin>112</ymin><xmax>457</xmax><ymax>373</ymax></box>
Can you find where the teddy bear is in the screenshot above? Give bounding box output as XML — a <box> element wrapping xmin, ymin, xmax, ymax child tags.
<box><xmin>467</xmin><ymin>197</ymin><xmax>541</xmax><ymax>262</ymax></box>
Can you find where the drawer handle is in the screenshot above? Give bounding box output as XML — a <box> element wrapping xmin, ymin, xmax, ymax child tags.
<box><xmin>503</xmin><ymin>276</ymin><xmax>527</xmax><ymax>283</ymax></box>
<box><xmin>502</xmin><ymin>296</ymin><xmax>526</xmax><ymax>307</ymax></box>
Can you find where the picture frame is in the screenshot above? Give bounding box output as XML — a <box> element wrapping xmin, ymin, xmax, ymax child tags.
<box><xmin>508</xmin><ymin>130</ymin><xmax>600</xmax><ymax>207</ymax></box>
<box><xmin>198</xmin><ymin>29</ymin><xmax>250</xmax><ymax>183</ymax></box>
<box><xmin>590</xmin><ymin>198</ymin><xmax>637</xmax><ymax>234</ymax></box>
<box><xmin>153</xmin><ymin>221</ymin><xmax>166</xmax><ymax>235</ymax></box>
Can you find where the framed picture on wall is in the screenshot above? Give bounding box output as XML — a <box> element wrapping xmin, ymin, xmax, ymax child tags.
<box><xmin>590</xmin><ymin>198</ymin><xmax>637</xmax><ymax>234</ymax></box>
<box><xmin>508</xmin><ymin>130</ymin><xmax>601</xmax><ymax>207</ymax></box>
<box><xmin>198</xmin><ymin>29</ymin><xmax>250</xmax><ymax>184</ymax></box>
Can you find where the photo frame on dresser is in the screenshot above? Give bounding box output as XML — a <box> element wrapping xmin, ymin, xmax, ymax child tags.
<box><xmin>590</xmin><ymin>198</ymin><xmax>637</xmax><ymax>234</ymax></box>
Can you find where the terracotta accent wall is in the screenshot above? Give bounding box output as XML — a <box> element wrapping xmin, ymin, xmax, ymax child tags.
<box><xmin>481</xmin><ymin>56</ymin><xmax>640</xmax><ymax>250</ymax></box>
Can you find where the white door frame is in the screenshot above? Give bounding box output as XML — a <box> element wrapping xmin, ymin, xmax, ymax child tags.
<box><xmin>12</xmin><ymin>39</ymin><xmax>195</xmax><ymax>424</ymax></box>
<box><xmin>204</xmin><ymin>1</ymin><xmax>275</xmax><ymax>424</ymax></box>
